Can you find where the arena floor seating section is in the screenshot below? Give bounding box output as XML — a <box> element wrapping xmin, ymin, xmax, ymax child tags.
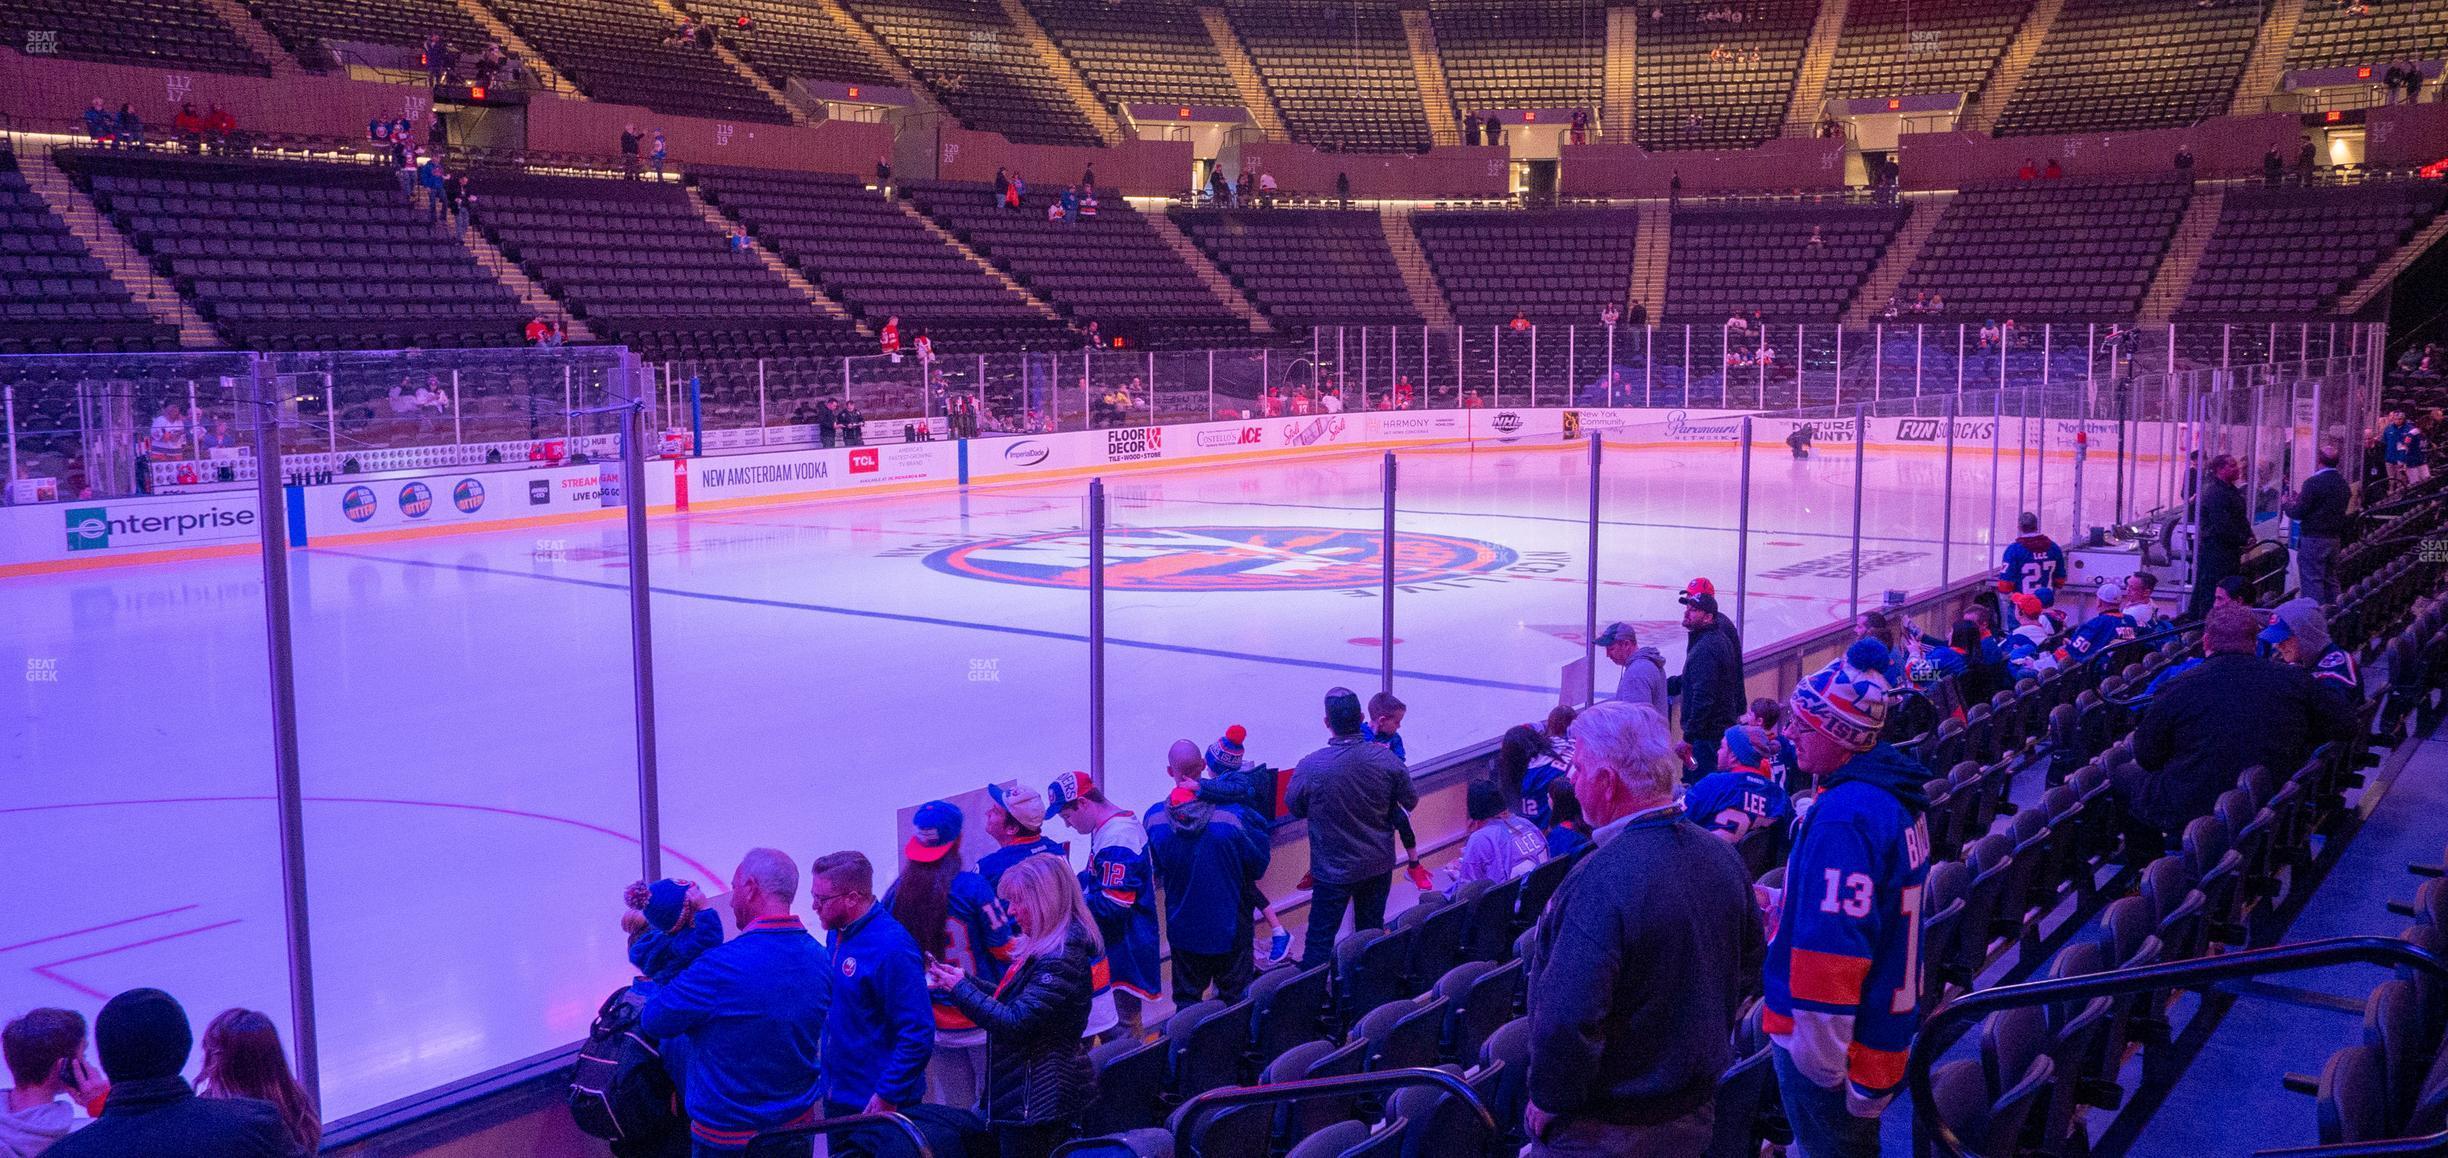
<box><xmin>1902</xmin><ymin>178</ymin><xmax>2192</xmax><ymax>320</ymax></box>
<box><xmin>901</xmin><ymin>179</ymin><xmax>1254</xmax><ymax>347</ymax></box>
<box><xmin>1020</xmin><ymin>0</ymin><xmax>1238</xmax><ymax>111</ymax></box>
<box><xmin>0</xmin><ymin>157</ymin><xmax>177</xmax><ymax>355</ymax></box>
<box><xmin>680</xmin><ymin>0</ymin><xmax>897</xmax><ymax>89</ymax></box>
<box><xmin>1664</xmin><ymin>201</ymin><xmax>1906</xmax><ymax>322</ymax></box>
<box><xmin>1994</xmin><ymin>0</ymin><xmax>2266</xmax><ymax>137</ymax></box>
<box><xmin>1225</xmin><ymin>0</ymin><xmax>1433</xmax><ymax>154</ymax></box>
<box><xmin>2178</xmin><ymin>181</ymin><xmax>2448</xmax><ymax>319</ymax></box>
<box><xmin>690</xmin><ymin>166</ymin><xmax>1073</xmax><ymax>352</ymax></box>
<box><xmin>1632</xmin><ymin>0</ymin><xmax>1815</xmax><ymax>150</ymax></box>
<box><xmin>478</xmin><ymin>0</ymin><xmax>794</xmax><ymax>123</ymax></box>
<box><xmin>1171</xmin><ymin>209</ymin><xmax>1422</xmax><ymax>329</ymax></box>
<box><xmin>1823</xmin><ymin>0</ymin><xmax>2030</xmax><ymax>104</ymax></box>
<box><xmin>1428</xmin><ymin>0</ymin><xmax>1605</xmax><ymax>119</ymax></box>
<box><xmin>244</xmin><ymin>0</ymin><xmax>491</xmax><ymax>67</ymax></box>
<box><xmin>66</xmin><ymin>150</ymin><xmax>526</xmax><ymax>350</ymax></box>
<box><xmin>2285</xmin><ymin>0</ymin><xmax>2448</xmax><ymax>70</ymax></box>
<box><xmin>840</xmin><ymin>0</ymin><xmax>1104</xmax><ymax>145</ymax></box>
<box><xmin>0</xmin><ymin>0</ymin><xmax>273</xmax><ymax>76</ymax></box>
<box><xmin>1410</xmin><ymin>207</ymin><xmax>1635</xmax><ymax>324</ymax></box>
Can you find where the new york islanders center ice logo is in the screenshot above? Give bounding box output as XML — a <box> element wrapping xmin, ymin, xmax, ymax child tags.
<box><xmin>925</xmin><ymin>526</ymin><xmax>1519</xmax><ymax>591</ymax></box>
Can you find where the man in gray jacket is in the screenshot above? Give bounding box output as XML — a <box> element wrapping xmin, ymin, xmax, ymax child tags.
<box><xmin>1599</xmin><ymin>621</ymin><xmax>1670</xmax><ymax>717</ymax></box>
<box><xmin>1287</xmin><ymin>686</ymin><xmax>1418</xmax><ymax>967</ymax></box>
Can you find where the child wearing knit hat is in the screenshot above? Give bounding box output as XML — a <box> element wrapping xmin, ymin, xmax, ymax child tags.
<box><xmin>622</xmin><ymin>878</ymin><xmax>723</xmax><ymax>991</ymax></box>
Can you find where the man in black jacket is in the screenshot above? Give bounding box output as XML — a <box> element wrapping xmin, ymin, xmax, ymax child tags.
<box><xmin>2187</xmin><ymin>454</ymin><xmax>2252</xmax><ymax>622</ymax></box>
<box><xmin>45</xmin><ymin>989</ymin><xmax>301</xmax><ymax>1158</ymax></box>
<box><xmin>2117</xmin><ymin>605</ymin><xmax>2353</xmax><ymax>857</ymax></box>
<box><xmin>1524</xmin><ymin>699</ymin><xmax>1762</xmax><ymax>1157</ymax></box>
<box><xmin>2284</xmin><ymin>443</ymin><xmax>2351</xmax><ymax>605</ymax></box>
<box><xmin>1673</xmin><ymin>582</ymin><xmax>1744</xmax><ymax>783</ymax></box>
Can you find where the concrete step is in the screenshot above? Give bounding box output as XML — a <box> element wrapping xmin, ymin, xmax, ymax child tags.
<box><xmin>1377</xmin><ymin>206</ymin><xmax>1453</xmax><ymax>328</ymax></box>
<box><xmin>1200</xmin><ymin>7</ymin><xmax>1289</xmax><ymax>140</ymax></box>
<box><xmin>994</xmin><ymin>0</ymin><xmax>1126</xmax><ymax>145</ymax></box>
<box><xmin>22</xmin><ymin>149</ymin><xmax>219</xmax><ymax>347</ymax></box>
<box><xmin>1141</xmin><ymin>209</ymin><xmax>1271</xmax><ymax>333</ymax></box>
<box><xmin>679</xmin><ymin>183</ymin><xmax>860</xmax><ymax>331</ymax></box>
<box><xmin>1400</xmin><ymin>10</ymin><xmax>1460</xmax><ymax>147</ymax></box>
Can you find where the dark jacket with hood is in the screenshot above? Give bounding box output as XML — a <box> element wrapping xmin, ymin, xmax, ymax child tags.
<box><xmin>942</xmin><ymin>926</ymin><xmax>1100</xmax><ymax>1127</ymax></box>
<box><xmin>2198</xmin><ymin>476</ymin><xmax>2252</xmax><ymax>576</ymax></box>
<box><xmin>1679</xmin><ymin>616</ymin><xmax>1744</xmax><ymax>737</ymax></box>
<box><xmin>1616</xmin><ymin>644</ymin><xmax>1670</xmax><ymax>718</ymax></box>
<box><xmin>1147</xmin><ymin>794</ymin><xmax>1273</xmax><ymax>956</ymax></box>
<box><xmin>2129</xmin><ymin>652</ymin><xmax>2351</xmax><ymax>832</ymax></box>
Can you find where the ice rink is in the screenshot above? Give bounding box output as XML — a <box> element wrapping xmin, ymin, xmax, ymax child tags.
<box><xmin>1</xmin><ymin>421</ymin><xmax>2160</xmax><ymax>1117</ymax></box>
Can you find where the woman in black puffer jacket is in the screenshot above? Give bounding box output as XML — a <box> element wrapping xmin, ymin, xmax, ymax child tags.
<box><xmin>926</xmin><ymin>853</ymin><xmax>1100</xmax><ymax>1158</ymax></box>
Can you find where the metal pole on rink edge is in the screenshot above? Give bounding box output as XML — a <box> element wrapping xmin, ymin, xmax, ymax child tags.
<box><xmin>1584</xmin><ymin>435</ymin><xmax>1603</xmax><ymax>707</ymax></box>
<box><xmin>249</xmin><ymin>359</ymin><xmax>321</xmax><ymax>1110</ymax></box>
<box><xmin>1381</xmin><ymin>452</ymin><xmax>1397</xmax><ymax>697</ymax></box>
<box><xmin>1734</xmin><ymin>418</ymin><xmax>1754</xmax><ymax>639</ymax></box>
<box><xmin>619</xmin><ymin>365</ymin><xmax>664</xmax><ymax>888</ymax></box>
<box><xmin>1850</xmin><ymin>402</ymin><xmax>1868</xmax><ymax>617</ymax></box>
<box><xmin>1088</xmin><ymin>477</ymin><xmax>1108</xmax><ymax>788</ymax></box>
<box><xmin>1941</xmin><ymin>394</ymin><xmax>1957</xmax><ymax>589</ymax></box>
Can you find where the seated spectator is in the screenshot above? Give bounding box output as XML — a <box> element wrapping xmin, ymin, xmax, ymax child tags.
<box><xmin>41</xmin><ymin>989</ymin><xmax>299</xmax><ymax>1158</ymax></box>
<box><xmin>1543</xmin><ymin>779</ymin><xmax>1593</xmax><ymax>859</ymax></box>
<box><xmin>623</xmin><ymin>878</ymin><xmax>723</xmax><ymax>991</ymax></box>
<box><xmin>196</xmin><ymin>1011</ymin><xmax>317</xmax><ymax>1155</ymax></box>
<box><xmin>175</xmin><ymin>103</ymin><xmax>206</xmax><ymax>150</ymax></box>
<box><xmin>1501</xmin><ymin>723</ymin><xmax>1573</xmax><ymax>829</ymax></box>
<box><xmin>2043</xmin><ymin>158</ymin><xmax>2063</xmax><ymax>179</ymax></box>
<box><xmin>2261</xmin><ymin>598</ymin><xmax>2362</xmax><ymax>712</ymax></box>
<box><xmin>2120</xmin><ymin>606</ymin><xmax>2355</xmax><ymax>856</ymax></box>
<box><xmin>1806</xmin><ymin>225</ymin><xmax>1825</xmax><ymax>250</ymax></box>
<box><xmin>640</xmin><ymin>849</ymin><xmax>833</xmax><ymax>1155</ymax></box>
<box><xmin>926</xmin><ymin>854</ymin><xmax>1100</xmax><ymax>1158</ymax></box>
<box><xmin>82</xmin><ymin>100</ymin><xmax>112</xmax><ymax>145</ymax></box>
<box><xmin>3</xmin><ymin>1008</ymin><xmax>103</xmax><ymax>1155</ymax></box>
<box><xmin>1682</xmin><ymin>724</ymin><xmax>1792</xmax><ymax>841</ymax></box>
<box><xmin>204</xmin><ymin>107</ymin><xmax>236</xmax><ymax>147</ymax></box>
<box><xmin>1448</xmin><ymin>779</ymin><xmax>1548</xmax><ymax>884</ymax></box>
<box><xmin>2017</xmin><ymin>158</ymin><xmax>2037</xmax><ymax>181</ymax></box>
<box><xmin>114</xmin><ymin>105</ymin><xmax>143</xmax><ymax>147</ymax></box>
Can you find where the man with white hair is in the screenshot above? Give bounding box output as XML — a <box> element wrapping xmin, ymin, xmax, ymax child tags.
<box><xmin>642</xmin><ymin>848</ymin><xmax>834</xmax><ymax>1156</ymax></box>
<box><xmin>1520</xmin><ymin>701</ymin><xmax>1761</xmax><ymax>1157</ymax></box>
<box><xmin>1764</xmin><ymin>640</ymin><xmax>1930</xmax><ymax>1158</ymax></box>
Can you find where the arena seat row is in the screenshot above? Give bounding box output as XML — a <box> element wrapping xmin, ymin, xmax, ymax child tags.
<box><xmin>243</xmin><ymin>0</ymin><xmax>490</xmax><ymax>65</ymax></box>
<box><xmin>843</xmin><ymin>0</ymin><xmax>1104</xmax><ymax>146</ymax></box>
<box><xmin>902</xmin><ymin>178</ymin><xmax>1256</xmax><ymax>348</ymax></box>
<box><xmin>466</xmin><ymin>170</ymin><xmax>865</xmax><ymax>373</ymax></box>
<box><xmin>1632</xmin><ymin>0</ymin><xmax>1816</xmax><ymax>151</ymax></box>
<box><xmin>1410</xmin><ymin>207</ymin><xmax>1636</xmax><ymax>326</ymax></box>
<box><xmin>1020</xmin><ymin>0</ymin><xmax>1238</xmax><ymax>112</ymax></box>
<box><xmin>2284</xmin><ymin>0</ymin><xmax>2448</xmax><ymax>71</ymax></box>
<box><xmin>63</xmin><ymin>149</ymin><xmax>526</xmax><ymax>350</ymax></box>
<box><xmin>1172</xmin><ymin>209</ymin><xmax>1421</xmax><ymax>329</ymax></box>
<box><xmin>1901</xmin><ymin>177</ymin><xmax>2192</xmax><ymax>320</ymax></box>
<box><xmin>481</xmin><ymin>0</ymin><xmax>795</xmax><ymax>123</ymax></box>
<box><xmin>2179</xmin><ymin>181</ymin><xmax>2448</xmax><ymax>319</ymax></box>
<box><xmin>690</xmin><ymin>166</ymin><xmax>1074</xmax><ymax>352</ymax></box>
<box><xmin>0</xmin><ymin>158</ymin><xmax>178</xmax><ymax>356</ymax></box>
<box><xmin>1823</xmin><ymin>0</ymin><xmax>2032</xmax><ymax>104</ymax></box>
<box><xmin>1225</xmin><ymin>0</ymin><xmax>1433</xmax><ymax>154</ymax></box>
<box><xmin>1665</xmin><ymin>201</ymin><xmax>1906</xmax><ymax>323</ymax></box>
<box><xmin>680</xmin><ymin>0</ymin><xmax>897</xmax><ymax>90</ymax></box>
<box><xmin>1995</xmin><ymin>0</ymin><xmax>2266</xmax><ymax>138</ymax></box>
<box><xmin>0</xmin><ymin>0</ymin><xmax>272</xmax><ymax>76</ymax></box>
<box><xmin>1428</xmin><ymin>0</ymin><xmax>1605</xmax><ymax>119</ymax></box>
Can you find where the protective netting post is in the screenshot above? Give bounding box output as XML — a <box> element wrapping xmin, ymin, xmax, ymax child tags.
<box><xmin>249</xmin><ymin>356</ymin><xmax>321</xmax><ymax>1113</ymax></box>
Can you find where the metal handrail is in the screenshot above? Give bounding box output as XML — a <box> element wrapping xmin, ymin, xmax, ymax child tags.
<box><xmin>1169</xmin><ymin>1066</ymin><xmax>1495</xmax><ymax>1158</ymax></box>
<box><xmin>1909</xmin><ymin>935</ymin><xmax>2448</xmax><ymax>1158</ymax></box>
<box><xmin>743</xmin><ymin>1108</ymin><xmax>933</xmax><ymax>1156</ymax></box>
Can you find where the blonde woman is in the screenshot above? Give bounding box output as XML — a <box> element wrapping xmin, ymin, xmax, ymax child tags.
<box><xmin>924</xmin><ymin>853</ymin><xmax>1098</xmax><ymax>1158</ymax></box>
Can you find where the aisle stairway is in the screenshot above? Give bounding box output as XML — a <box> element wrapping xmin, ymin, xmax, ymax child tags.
<box><xmin>21</xmin><ymin>151</ymin><xmax>218</xmax><ymax>347</ymax></box>
<box><xmin>452</xmin><ymin>0</ymin><xmax>573</xmax><ymax>93</ymax></box>
<box><xmin>2228</xmin><ymin>0</ymin><xmax>2307</xmax><ymax>116</ymax></box>
<box><xmin>1400</xmin><ymin>10</ymin><xmax>1461</xmax><ymax>147</ymax></box>
<box><xmin>679</xmin><ymin>184</ymin><xmax>859</xmax><ymax>330</ymax></box>
<box><xmin>1377</xmin><ymin>207</ymin><xmax>1454</xmax><ymax>328</ymax></box>
<box><xmin>1843</xmin><ymin>192</ymin><xmax>1951</xmax><ymax>325</ymax></box>
<box><xmin>1602</xmin><ymin>5</ymin><xmax>1638</xmax><ymax>142</ymax></box>
<box><xmin>1782</xmin><ymin>0</ymin><xmax>1849</xmax><ymax>136</ymax></box>
<box><xmin>2139</xmin><ymin>186</ymin><xmax>2224</xmax><ymax>325</ymax></box>
<box><xmin>1628</xmin><ymin>201</ymin><xmax>1669</xmax><ymax>316</ymax></box>
<box><xmin>1200</xmin><ymin>7</ymin><xmax>1289</xmax><ymax>141</ymax></box>
<box><xmin>995</xmin><ymin>0</ymin><xmax>1128</xmax><ymax>146</ymax></box>
<box><xmin>1143</xmin><ymin>211</ymin><xmax>1273</xmax><ymax>333</ymax></box>
<box><xmin>1962</xmin><ymin>0</ymin><xmax>2065</xmax><ymax>134</ymax></box>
